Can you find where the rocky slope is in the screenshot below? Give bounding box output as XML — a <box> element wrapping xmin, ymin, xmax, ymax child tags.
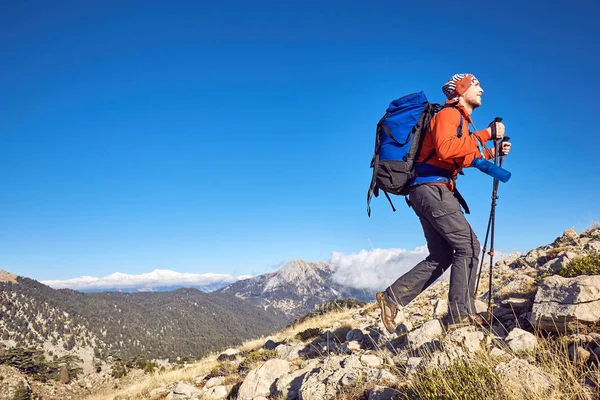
<box><xmin>218</xmin><ymin>260</ymin><xmax>375</xmax><ymax>319</ymax></box>
<box><xmin>89</xmin><ymin>226</ymin><xmax>600</xmax><ymax>400</ymax></box>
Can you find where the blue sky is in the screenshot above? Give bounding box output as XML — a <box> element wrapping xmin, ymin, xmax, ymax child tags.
<box><xmin>1</xmin><ymin>0</ymin><xmax>598</xmax><ymax>284</ymax></box>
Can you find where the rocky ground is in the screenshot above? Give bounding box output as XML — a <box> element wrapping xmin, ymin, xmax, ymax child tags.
<box><xmin>3</xmin><ymin>226</ymin><xmax>600</xmax><ymax>400</ymax></box>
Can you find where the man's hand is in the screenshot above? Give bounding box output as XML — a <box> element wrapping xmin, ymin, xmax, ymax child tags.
<box><xmin>486</xmin><ymin>121</ymin><xmax>505</xmax><ymax>140</ymax></box>
<box><xmin>500</xmin><ymin>141</ymin><xmax>511</xmax><ymax>156</ymax></box>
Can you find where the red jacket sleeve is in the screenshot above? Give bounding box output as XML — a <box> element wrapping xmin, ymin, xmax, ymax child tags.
<box><xmin>431</xmin><ymin>108</ymin><xmax>493</xmax><ymax>167</ymax></box>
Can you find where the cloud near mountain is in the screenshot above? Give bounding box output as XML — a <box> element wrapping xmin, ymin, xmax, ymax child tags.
<box><xmin>41</xmin><ymin>269</ymin><xmax>253</xmax><ymax>292</ymax></box>
<box><xmin>329</xmin><ymin>246</ymin><xmax>429</xmax><ymax>291</ymax></box>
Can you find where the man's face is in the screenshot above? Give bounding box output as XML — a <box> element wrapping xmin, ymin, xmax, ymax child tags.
<box><xmin>461</xmin><ymin>80</ymin><xmax>483</xmax><ymax>108</ymax></box>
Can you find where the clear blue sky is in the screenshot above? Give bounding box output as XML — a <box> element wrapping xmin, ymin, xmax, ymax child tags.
<box><xmin>1</xmin><ymin>0</ymin><xmax>598</xmax><ymax>281</ymax></box>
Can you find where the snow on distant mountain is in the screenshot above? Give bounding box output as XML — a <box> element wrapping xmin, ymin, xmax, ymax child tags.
<box><xmin>41</xmin><ymin>269</ymin><xmax>252</xmax><ymax>293</ymax></box>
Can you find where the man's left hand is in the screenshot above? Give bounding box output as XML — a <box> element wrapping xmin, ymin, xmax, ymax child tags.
<box><xmin>501</xmin><ymin>141</ymin><xmax>511</xmax><ymax>156</ymax></box>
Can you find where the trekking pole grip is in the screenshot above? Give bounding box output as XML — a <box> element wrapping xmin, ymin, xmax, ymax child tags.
<box><xmin>490</xmin><ymin>117</ymin><xmax>503</xmax><ymax>140</ymax></box>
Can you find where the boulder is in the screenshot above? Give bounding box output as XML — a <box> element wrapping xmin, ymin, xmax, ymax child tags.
<box><xmin>531</xmin><ymin>275</ymin><xmax>600</xmax><ymax>332</ymax></box>
<box><xmin>495</xmin><ymin>358</ymin><xmax>554</xmax><ymax>397</ymax></box>
<box><xmin>204</xmin><ymin>385</ymin><xmax>228</xmax><ymax>400</ymax></box>
<box><xmin>407</xmin><ymin>319</ymin><xmax>443</xmax><ymax>351</ymax></box>
<box><xmin>238</xmin><ymin>359</ymin><xmax>290</xmax><ymax>400</ymax></box>
<box><xmin>217</xmin><ymin>348</ymin><xmax>239</xmax><ymax>361</ymax></box>
<box><xmin>299</xmin><ymin>355</ymin><xmax>378</xmax><ymax>400</ymax></box>
<box><xmin>505</xmin><ymin>328</ymin><xmax>537</xmax><ymax>353</ymax></box>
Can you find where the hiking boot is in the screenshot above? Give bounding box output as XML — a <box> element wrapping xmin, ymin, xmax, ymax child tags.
<box><xmin>376</xmin><ymin>291</ymin><xmax>398</xmax><ymax>334</ymax></box>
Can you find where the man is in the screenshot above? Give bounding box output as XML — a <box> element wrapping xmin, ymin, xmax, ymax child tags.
<box><xmin>376</xmin><ymin>73</ymin><xmax>512</xmax><ymax>333</ymax></box>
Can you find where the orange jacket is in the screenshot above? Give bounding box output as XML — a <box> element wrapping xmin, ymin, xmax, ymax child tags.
<box><xmin>416</xmin><ymin>100</ymin><xmax>494</xmax><ymax>188</ymax></box>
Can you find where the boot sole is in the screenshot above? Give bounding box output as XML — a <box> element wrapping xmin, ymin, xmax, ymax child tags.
<box><xmin>376</xmin><ymin>292</ymin><xmax>397</xmax><ymax>334</ymax></box>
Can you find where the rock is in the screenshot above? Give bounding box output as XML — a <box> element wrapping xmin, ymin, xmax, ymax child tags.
<box><xmin>490</xmin><ymin>347</ymin><xmax>509</xmax><ymax>359</ymax></box>
<box><xmin>217</xmin><ymin>348</ymin><xmax>239</xmax><ymax>361</ymax></box>
<box><xmin>499</xmin><ymin>275</ymin><xmax>537</xmax><ymax>298</ymax></box>
<box><xmin>407</xmin><ymin>319</ymin><xmax>443</xmax><ymax>351</ymax></box>
<box><xmin>406</xmin><ymin>357</ymin><xmax>423</xmax><ymax>373</ymax></box>
<box><xmin>584</xmin><ymin>241</ymin><xmax>600</xmax><ymax>253</ymax></box>
<box><xmin>279</xmin><ymin>343</ymin><xmax>304</xmax><ymax>361</ymax></box>
<box><xmin>444</xmin><ymin>326</ymin><xmax>485</xmax><ymax>354</ymax></box>
<box><xmin>346</xmin><ymin>329</ymin><xmax>364</xmax><ymax>342</ymax></box>
<box><xmin>433</xmin><ymin>299</ymin><xmax>448</xmax><ymax>317</ymax></box>
<box><xmin>238</xmin><ymin>359</ymin><xmax>290</xmax><ymax>400</ymax></box>
<box><xmin>368</xmin><ymin>386</ymin><xmax>401</xmax><ymax>400</ymax></box>
<box><xmin>540</xmin><ymin>252</ymin><xmax>578</xmax><ymax>274</ymax></box>
<box><xmin>395</xmin><ymin>321</ymin><xmax>412</xmax><ymax>336</ymax></box>
<box><xmin>394</xmin><ymin>308</ymin><xmax>406</xmax><ymax>325</ymax></box>
<box><xmin>553</xmin><ymin>227</ymin><xmax>579</xmax><ymax>247</ymax></box>
<box><xmin>531</xmin><ymin>275</ymin><xmax>600</xmax><ymax>332</ymax></box>
<box><xmin>0</xmin><ymin>366</ymin><xmax>31</xmax><ymax>400</ymax></box>
<box><xmin>263</xmin><ymin>339</ymin><xmax>280</xmax><ymax>350</ymax></box>
<box><xmin>474</xmin><ymin>299</ymin><xmax>487</xmax><ymax>313</ymax></box>
<box><xmin>501</xmin><ymin>297</ymin><xmax>533</xmax><ymax>311</ymax></box>
<box><xmin>340</xmin><ymin>340</ymin><xmax>361</xmax><ymax>354</ymax></box>
<box><xmin>376</xmin><ymin>369</ymin><xmax>398</xmax><ymax>384</ymax></box>
<box><xmin>299</xmin><ymin>355</ymin><xmax>378</xmax><ymax>400</ymax></box>
<box><xmin>204</xmin><ymin>385</ymin><xmax>228</xmax><ymax>399</ymax></box>
<box><xmin>495</xmin><ymin>358</ymin><xmax>554</xmax><ymax>397</ymax></box>
<box><xmin>505</xmin><ymin>328</ymin><xmax>537</xmax><ymax>353</ymax></box>
<box><xmin>173</xmin><ymin>382</ymin><xmax>202</xmax><ymax>398</ymax></box>
<box><xmin>205</xmin><ymin>377</ymin><xmax>224</xmax><ymax>389</ymax></box>
<box><xmin>493</xmin><ymin>306</ymin><xmax>513</xmax><ymax>319</ymax></box>
<box><xmin>275</xmin><ymin>360</ymin><xmax>319</xmax><ymax>400</ymax></box>
<box><xmin>360</xmin><ymin>354</ymin><xmax>382</xmax><ymax>367</ymax></box>
<box><xmin>149</xmin><ymin>387</ymin><xmax>170</xmax><ymax>398</ymax></box>
<box><xmin>569</xmin><ymin>345</ymin><xmax>591</xmax><ymax>366</ymax></box>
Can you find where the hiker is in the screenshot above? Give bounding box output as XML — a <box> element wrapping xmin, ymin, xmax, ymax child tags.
<box><xmin>376</xmin><ymin>73</ymin><xmax>512</xmax><ymax>333</ymax></box>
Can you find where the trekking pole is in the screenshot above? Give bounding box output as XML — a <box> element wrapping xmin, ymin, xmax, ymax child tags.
<box><xmin>472</xmin><ymin>117</ymin><xmax>507</xmax><ymax>321</ymax></box>
<box><xmin>474</xmin><ymin>118</ymin><xmax>502</xmax><ymax>296</ymax></box>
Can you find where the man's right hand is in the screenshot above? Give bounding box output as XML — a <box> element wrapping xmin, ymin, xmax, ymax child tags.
<box><xmin>486</xmin><ymin>122</ymin><xmax>505</xmax><ymax>140</ymax></box>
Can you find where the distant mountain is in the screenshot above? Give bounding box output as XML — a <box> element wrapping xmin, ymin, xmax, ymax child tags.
<box><xmin>0</xmin><ymin>271</ymin><xmax>286</xmax><ymax>363</ymax></box>
<box><xmin>218</xmin><ymin>259</ymin><xmax>376</xmax><ymax>319</ymax></box>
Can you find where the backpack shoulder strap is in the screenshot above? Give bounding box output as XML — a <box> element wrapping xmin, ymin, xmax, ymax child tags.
<box><xmin>440</xmin><ymin>103</ymin><xmax>464</xmax><ymax>138</ymax></box>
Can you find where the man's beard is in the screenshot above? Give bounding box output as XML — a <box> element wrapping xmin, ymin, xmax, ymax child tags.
<box><xmin>467</xmin><ymin>97</ymin><xmax>482</xmax><ymax>109</ymax></box>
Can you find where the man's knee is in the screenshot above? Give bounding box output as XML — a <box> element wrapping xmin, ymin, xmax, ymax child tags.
<box><xmin>426</xmin><ymin>250</ymin><xmax>453</xmax><ymax>267</ymax></box>
<box><xmin>454</xmin><ymin>233</ymin><xmax>480</xmax><ymax>258</ymax></box>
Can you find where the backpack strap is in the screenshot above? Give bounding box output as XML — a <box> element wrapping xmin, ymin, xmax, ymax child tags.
<box><xmin>367</xmin><ymin>114</ymin><xmax>388</xmax><ymax>217</ymax></box>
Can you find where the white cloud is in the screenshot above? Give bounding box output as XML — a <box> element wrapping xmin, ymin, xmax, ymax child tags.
<box><xmin>330</xmin><ymin>246</ymin><xmax>429</xmax><ymax>291</ymax></box>
<box><xmin>41</xmin><ymin>269</ymin><xmax>252</xmax><ymax>292</ymax></box>
<box><xmin>330</xmin><ymin>246</ymin><xmax>515</xmax><ymax>292</ymax></box>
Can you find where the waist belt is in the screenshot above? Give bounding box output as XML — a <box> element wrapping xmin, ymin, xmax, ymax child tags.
<box><xmin>406</xmin><ymin>183</ymin><xmax>471</xmax><ymax>215</ymax></box>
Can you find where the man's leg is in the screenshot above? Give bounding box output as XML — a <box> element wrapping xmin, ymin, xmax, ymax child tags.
<box><xmin>385</xmin><ymin>213</ymin><xmax>453</xmax><ymax>307</ymax></box>
<box><xmin>414</xmin><ymin>185</ymin><xmax>481</xmax><ymax>318</ymax></box>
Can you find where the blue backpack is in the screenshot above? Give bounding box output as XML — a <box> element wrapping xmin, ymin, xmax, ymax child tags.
<box><xmin>367</xmin><ymin>91</ymin><xmax>442</xmax><ymax>216</ymax></box>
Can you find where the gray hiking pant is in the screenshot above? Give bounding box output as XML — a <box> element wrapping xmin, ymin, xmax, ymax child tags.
<box><xmin>385</xmin><ymin>184</ymin><xmax>480</xmax><ymax>317</ymax></box>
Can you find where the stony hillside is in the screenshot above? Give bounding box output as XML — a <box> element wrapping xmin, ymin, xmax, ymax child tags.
<box><xmin>77</xmin><ymin>225</ymin><xmax>600</xmax><ymax>400</ymax></box>
<box><xmin>219</xmin><ymin>260</ymin><xmax>375</xmax><ymax>318</ymax></box>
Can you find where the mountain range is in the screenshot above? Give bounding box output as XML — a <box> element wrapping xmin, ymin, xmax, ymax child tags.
<box><xmin>0</xmin><ymin>259</ymin><xmax>375</xmax><ymax>366</ymax></box>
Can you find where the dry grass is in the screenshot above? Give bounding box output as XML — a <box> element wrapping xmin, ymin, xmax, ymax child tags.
<box><xmin>83</xmin><ymin>359</ymin><xmax>218</xmax><ymax>400</ymax></box>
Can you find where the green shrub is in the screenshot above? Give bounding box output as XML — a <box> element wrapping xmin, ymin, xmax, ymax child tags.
<box><xmin>207</xmin><ymin>361</ymin><xmax>237</xmax><ymax>378</ymax></box>
<box><xmin>111</xmin><ymin>362</ymin><xmax>128</xmax><ymax>379</ymax></box>
<box><xmin>558</xmin><ymin>253</ymin><xmax>600</xmax><ymax>278</ymax></box>
<box><xmin>399</xmin><ymin>360</ymin><xmax>507</xmax><ymax>400</ymax></box>
<box><xmin>238</xmin><ymin>349</ymin><xmax>278</xmax><ymax>373</ymax></box>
